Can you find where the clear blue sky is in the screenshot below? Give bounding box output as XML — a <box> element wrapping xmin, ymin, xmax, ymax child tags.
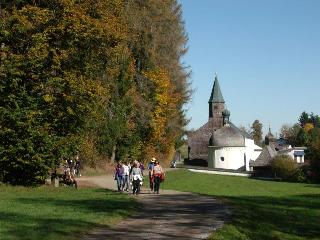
<box><xmin>180</xmin><ymin>0</ymin><xmax>320</xmax><ymax>136</ymax></box>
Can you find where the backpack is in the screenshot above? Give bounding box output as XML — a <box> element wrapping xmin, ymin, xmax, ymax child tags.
<box><xmin>160</xmin><ymin>173</ymin><xmax>165</xmax><ymax>182</ymax></box>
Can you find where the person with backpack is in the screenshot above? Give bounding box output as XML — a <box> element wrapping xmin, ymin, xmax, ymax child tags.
<box><xmin>130</xmin><ymin>162</ymin><xmax>143</xmax><ymax>195</ymax></box>
<box><xmin>152</xmin><ymin>160</ymin><xmax>164</xmax><ymax>194</ymax></box>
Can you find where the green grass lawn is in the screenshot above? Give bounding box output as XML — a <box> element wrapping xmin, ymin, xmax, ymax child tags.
<box><xmin>164</xmin><ymin>170</ymin><xmax>320</xmax><ymax>240</ymax></box>
<box><xmin>0</xmin><ymin>185</ymin><xmax>137</xmax><ymax>240</ymax></box>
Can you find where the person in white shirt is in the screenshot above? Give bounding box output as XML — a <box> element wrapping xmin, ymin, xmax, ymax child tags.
<box><xmin>122</xmin><ymin>161</ymin><xmax>130</xmax><ymax>192</ymax></box>
<box><xmin>130</xmin><ymin>162</ymin><xmax>143</xmax><ymax>195</ymax></box>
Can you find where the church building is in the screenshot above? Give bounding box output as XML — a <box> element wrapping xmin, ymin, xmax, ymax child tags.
<box><xmin>188</xmin><ymin>76</ymin><xmax>262</xmax><ymax>171</ymax></box>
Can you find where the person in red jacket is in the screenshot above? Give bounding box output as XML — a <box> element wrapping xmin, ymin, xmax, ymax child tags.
<box><xmin>152</xmin><ymin>160</ymin><xmax>164</xmax><ymax>194</ymax></box>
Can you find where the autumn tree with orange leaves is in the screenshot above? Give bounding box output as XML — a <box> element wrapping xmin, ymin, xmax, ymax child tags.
<box><xmin>0</xmin><ymin>0</ymin><xmax>190</xmax><ymax>184</ymax></box>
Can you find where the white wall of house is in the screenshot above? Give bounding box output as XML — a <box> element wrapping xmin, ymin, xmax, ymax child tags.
<box><xmin>208</xmin><ymin>138</ymin><xmax>263</xmax><ymax>171</ymax></box>
<box><xmin>213</xmin><ymin>146</ymin><xmax>246</xmax><ymax>170</ymax></box>
<box><xmin>295</xmin><ymin>155</ymin><xmax>304</xmax><ymax>163</ymax></box>
<box><xmin>244</xmin><ymin>138</ymin><xmax>262</xmax><ymax>171</ymax></box>
<box><xmin>283</xmin><ymin>149</ymin><xmax>305</xmax><ymax>164</ymax></box>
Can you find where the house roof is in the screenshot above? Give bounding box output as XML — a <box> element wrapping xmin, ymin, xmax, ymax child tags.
<box><xmin>251</xmin><ymin>146</ymin><xmax>277</xmax><ymax>167</ymax></box>
<box><xmin>210</xmin><ymin>123</ymin><xmax>245</xmax><ymax>147</ymax></box>
<box><xmin>208</xmin><ymin>119</ymin><xmax>254</xmax><ymax>148</ymax></box>
<box><xmin>208</xmin><ymin>76</ymin><xmax>225</xmax><ymax>103</ymax></box>
<box><xmin>277</xmin><ymin>146</ymin><xmax>307</xmax><ymax>155</ymax></box>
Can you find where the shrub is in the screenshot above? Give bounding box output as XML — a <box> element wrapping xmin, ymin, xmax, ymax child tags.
<box><xmin>308</xmin><ymin>138</ymin><xmax>320</xmax><ymax>182</ymax></box>
<box><xmin>271</xmin><ymin>155</ymin><xmax>298</xmax><ymax>181</ymax></box>
<box><xmin>292</xmin><ymin>168</ymin><xmax>307</xmax><ymax>182</ymax></box>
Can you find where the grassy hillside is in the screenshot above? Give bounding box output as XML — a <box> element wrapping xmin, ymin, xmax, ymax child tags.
<box><xmin>164</xmin><ymin>170</ymin><xmax>320</xmax><ymax>240</ymax></box>
<box><xmin>0</xmin><ymin>185</ymin><xmax>137</xmax><ymax>240</ymax></box>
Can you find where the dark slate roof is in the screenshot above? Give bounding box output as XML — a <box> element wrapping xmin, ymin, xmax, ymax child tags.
<box><xmin>208</xmin><ymin>76</ymin><xmax>225</xmax><ymax>103</ymax></box>
<box><xmin>188</xmin><ymin>122</ymin><xmax>213</xmax><ymax>160</ymax></box>
<box><xmin>274</xmin><ymin>144</ymin><xmax>291</xmax><ymax>151</ymax></box>
<box><xmin>251</xmin><ymin>146</ymin><xmax>277</xmax><ymax>167</ymax></box>
<box><xmin>211</xmin><ymin>124</ymin><xmax>245</xmax><ymax>147</ymax></box>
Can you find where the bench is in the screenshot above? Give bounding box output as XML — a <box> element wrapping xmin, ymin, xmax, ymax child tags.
<box><xmin>51</xmin><ymin>173</ymin><xmax>77</xmax><ymax>189</ymax></box>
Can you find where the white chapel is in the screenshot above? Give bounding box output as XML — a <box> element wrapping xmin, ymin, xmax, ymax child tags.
<box><xmin>188</xmin><ymin>76</ymin><xmax>262</xmax><ymax>171</ymax></box>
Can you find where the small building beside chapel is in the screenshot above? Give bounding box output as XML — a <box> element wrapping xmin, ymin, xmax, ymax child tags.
<box><xmin>188</xmin><ymin>76</ymin><xmax>262</xmax><ymax>171</ymax></box>
<box><xmin>251</xmin><ymin>129</ymin><xmax>306</xmax><ymax>175</ymax></box>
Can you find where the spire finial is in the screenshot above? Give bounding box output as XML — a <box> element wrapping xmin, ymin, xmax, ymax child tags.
<box><xmin>214</xmin><ymin>72</ymin><xmax>218</xmax><ymax>79</ymax></box>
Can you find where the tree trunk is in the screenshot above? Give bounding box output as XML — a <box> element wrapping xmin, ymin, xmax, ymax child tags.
<box><xmin>111</xmin><ymin>145</ymin><xmax>116</xmax><ymax>162</ymax></box>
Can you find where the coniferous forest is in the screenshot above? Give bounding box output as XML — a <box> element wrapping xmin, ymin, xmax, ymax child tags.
<box><xmin>0</xmin><ymin>0</ymin><xmax>190</xmax><ymax>184</ymax></box>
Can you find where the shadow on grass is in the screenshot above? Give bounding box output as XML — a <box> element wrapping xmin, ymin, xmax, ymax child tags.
<box><xmin>0</xmin><ymin>189</ymin><xmax>138</xmax><ymax>240</ymax></box>
<box><xmin>216</xmin><ymin>193</ymin><xmax>320</xmax><ymax>239</ymax></box>
<box><xmin>304</xmin><ymin>184</ymin><xmax>320</xmax><ymax>188</ymax></box>
<box><xmin>15</xmin><ymin>197</ymin><xmax>134</xmax><ymax>213</ymax></box>
<box><xmin>0</xmin><ymin>211</ymin><xmax>102</xmax><ymax>240</ymax></box>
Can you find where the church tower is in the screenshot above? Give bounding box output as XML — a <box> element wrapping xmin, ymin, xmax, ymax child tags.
<box><xmin>208</xmin><ymin>76</ymin><xmax>225</xmax><ymax>129</ymax></box>
<box><xmin>265</xmin><ymin>126</ymin><xmax>277</xmax><ymax>146</ymax></box>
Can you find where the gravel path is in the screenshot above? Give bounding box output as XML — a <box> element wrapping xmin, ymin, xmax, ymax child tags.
<box><xmin>79</xmin><ymin>174</ymin><xmax>231</xmax><ymax>240</ymax></box>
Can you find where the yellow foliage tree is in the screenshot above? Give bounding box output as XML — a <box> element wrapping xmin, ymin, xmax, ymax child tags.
<box><xmin>142</xmin><ymin>68</ymin><xmax>181</xmax><ymax>164</ymax></box>
<box><xmin>304</xmin><ymin>123</ymin><xmax>314</xmax><ymax>132</ymax></box>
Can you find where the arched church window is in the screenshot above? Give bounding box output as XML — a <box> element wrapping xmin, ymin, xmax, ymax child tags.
<box><xmin>220</xmin><ymin>157</ymin><xmax>224</xmax><ymax>162</ymax></box>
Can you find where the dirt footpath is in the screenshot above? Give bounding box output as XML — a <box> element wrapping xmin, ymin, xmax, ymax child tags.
<box><xmin>79</xmin><ymin>174</ymin><xmax>231</xmax><ymax>240</ymax></box>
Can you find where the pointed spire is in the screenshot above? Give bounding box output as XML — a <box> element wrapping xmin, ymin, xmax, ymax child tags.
<box><xmin>209</xmin><ymin>75</ymin><xmax>225</xmax><ymax>103</ymax></box>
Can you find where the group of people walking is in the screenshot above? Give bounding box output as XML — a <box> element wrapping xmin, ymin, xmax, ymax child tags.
<box><xmin>114</xmin><ymin>158</ymin><xmax>165</xmax><ymax>195</ymax></box>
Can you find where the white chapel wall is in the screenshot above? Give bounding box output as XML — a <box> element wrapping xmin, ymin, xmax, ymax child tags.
<box><xmin>214</xmin><ymin>147</ymin><xmax>246</xmax><ymax>170</ymax></box>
